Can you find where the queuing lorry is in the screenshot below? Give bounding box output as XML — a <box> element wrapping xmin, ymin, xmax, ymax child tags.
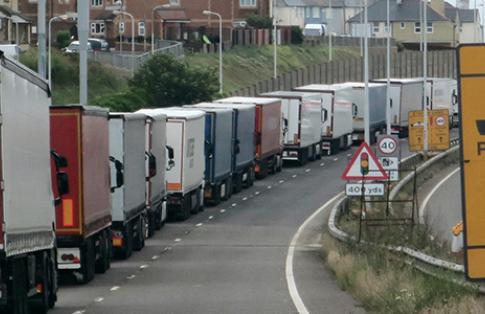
<box><xmin>109</xmin><ymin>113</ymin><xmax>148</xmax><ymax>259</ymax></box>
<box><xmin>136</xmin><ymin>109</ymin><xmax>171</xmax><ymax>236</ymax></box>
<box><xmin>216</xmin><ymin>97</ymin><xmax>283</xmax><ymax>178</ymax></box>
<box><xmin>50</xmin><ymin>105</ymin><xmax>112</xmax><ymax>283</ymax></box>
<box><xmin>155</xmin><ymin>108</ymin><xmax>205</xmax><ymax>221</ymax></box>
<box><xmin>197</xmin><ymin>103</ymin><xmax>256</xmax><ymax>193</ymax></box>
<box><xmin>426</xmin><ymin>78</ymin><xmax>458</xmax><ymax>127</ymax></box>
<box><xmin>372</xmin><ymin>78</ymin><xmax>423</xmax><ymax>137</ymax></box>
<box><xmin>333</xmin><ymin>82</ymin><xmax>387</xmax><ymax>144</ymax></box>
<box><xmin>0</xmin><ymin>53</ymin><xmax>59</xmax><ymax>314</ymax></box>
<box><xmin>186</xmin><ymin>106</ymin><xmax>234</xmax><ymax>204</ymax></box>
<box><xmin>260</xmin><ymin>91</ymin><xmax>322</xmax><ymax>165</ymax></box>
<box><xmin>293</xmin><ymin>84</ymin><xmax>354</xmax><ymax>155</ymax></box>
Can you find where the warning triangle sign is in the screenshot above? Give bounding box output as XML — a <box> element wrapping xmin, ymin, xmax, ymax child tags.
<box><xmin>341</xmin><ymin>142</ymin><xmax>389</xmax><ymax>181</ymax></box>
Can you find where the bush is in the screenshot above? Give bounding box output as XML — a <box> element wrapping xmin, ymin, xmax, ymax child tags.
<box><xmin>130</xmin><ymin>53</ymin><xmax>219</xmax><ymax>107</ymax></box>
<box><xmin>56</xmin><ymin>31</ymin><xmax>71</xmax><ymax>49</ymax></box>
<box><xmin>92</xmin><ymin>89</ymin><xmax>147</xmax><ymax>112</ymax></box>
<box><xmin>246</xmin><ymin>14</ymin><xmax>273</xmax><ymax>29</ymax></box>
<box><xmin>291</xmin><ymin>26</ymin><xmax>304</xmax><ymax>44</ymax></box>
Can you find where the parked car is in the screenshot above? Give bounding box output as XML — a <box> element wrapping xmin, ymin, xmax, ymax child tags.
<box><xmin>303</xmin><ymin>24</ymin><xmax>327</xmax><ymax>37</ymax></box>
<box><xmin>63</xmin><ymin>41</ymin><xmax>93</xmax><ymax>54</ymax></box>
<box><xmin>88</xmin><ymin>38</ymin><xmax>109</xmax><ymax>51</ymax></box>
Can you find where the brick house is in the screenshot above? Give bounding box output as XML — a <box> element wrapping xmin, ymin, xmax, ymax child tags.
<box><xmin>0</xmin><ymin>0</ymin><xmax>31</xmax><ymax>45</ymax></box>
<box><xmin>18</xmin><ymin>0</ymin><xmax>271</xmax><ymax>47</ymax></box>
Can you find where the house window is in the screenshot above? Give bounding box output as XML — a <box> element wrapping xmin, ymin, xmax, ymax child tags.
<box><xmin>138</xmin><ymin>22</ymin><xmax>145</xmax><ymax>36</ymax></box>
<box><xmin>426</xmin><ymin>22</ymin><xmax>433</xmax><ymax>33</ymax></box>
<box><xmin>305</xmin><ymin>7</ymin><xmax>311</xmax><ymax>18</ymax></box>
<box><xmin>312</xmin><ymin>7</ymin><xmax>320</xmax><ymax>18</ymax></box>
<box><xmin>414</xmin><ymin>22</ymin><xmax>421</xmax><ymax>33</ymax></box>
<box><xmin>90</xmin><ymin>22</ymin><xmax>105</xmax><ymax>34</ymax></box>
<box><xmin>240</xmin><ymin>0</ymin><xmax>257</xmax><ymax>7</ymax></box>
<box><xmin>91</xmin><ymin>0</ymin><xmax>103</xmax><ymax>7</ymax></box>
<box><xmin>373</xmin><ymin>22</ymin><xmax>379</xmax><ymax>33</ymax></box>
<box><xmin>169</xmin><ymin>0</ymin><xmax>180</xmax><ymax>5</ymax></box>
<box><xmin>400</xmin><ymin>22</ymin><xmax>405</xmax><ymax>29</ymax></box>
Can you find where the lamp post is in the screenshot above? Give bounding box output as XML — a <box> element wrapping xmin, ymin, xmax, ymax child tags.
<box><xmin>38</xmin><ymin>0</ymin><xmax>46</xmax><ymax>78</ymax></box>
<box><xmin>48</xmin><ymin>14</ymin><xmax>76</xmax><ymax>89</ymax></box>
<box><xmin>422</xmin><ymin>0</ymin><xmax>428</xmax><ymax>154</ymax></box>
<box><xmin>328</xmin><ymin>0</ymin><xmax>333</xmax><ymax>61</ymax></box>
<box><xmin>203</xmin><ymin>10</ymin><xmax>223</xmax><ymax>94</ymax></box>
<box><xmin>114</xmin><ymin>10</ymin><xmax>135</xmax><ymax>75</ymax></box>
<box><xmin>386</xmin><ymin>0</ymin><xmax>391</xmax><ymax>134</ymax></box>
<box><xmin>151</xmin><ymin>4</ymin><xmax>171</xmax><ymax>54</ymax></box>
<box><xmin>273</xmin><ymin>0</ymin><xmax>277</xmax><ymax>79</ymax></box>
<box><xmin>364</xmin><ymin>0</ymin><xmax>370</xmax><ymax>144</ymax></box>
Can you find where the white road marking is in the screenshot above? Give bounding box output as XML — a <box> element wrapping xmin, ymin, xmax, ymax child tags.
<box><xmin>162</xmin><ymin>246</ymin><xmax>171</xmax><ymax>252</ymax></box>
<box><xmin>72</xmin><ymin>311</ymin><xmax>86</xmax><ymax>314</ymax></box>
<box><xmin>243</xmin><ymin>197</ymin><xmax>248</xmax><ymax>201</ymax></box>
<box><xmin>232</xmin><ymin>203</ymin><xmax>237</xmax><ymax>207</ymax></box>
<box><xmin>305</xmin><ymin>169</ymin><xmax>311</xmax><ymax>173</ymax></box>
<box><xmin>126</xmin><ymin>275</ymin><xmax>136</xmax><ymax>280</ymax></box>
<box><xmin>320</xmin><ymin>163</ymin><xmax>325</xmax><ymax>167</ymax></box>
<box><xmin>220</xmin><ymin>209</ymin><xmax>226</xmax><ymax>213</ymax></box>
<box><xmin>255</xmin><ymin>191</ymin><xmax>260</xmax><ymax>195</ymax></box>
<box><xmin>94</xmin><ymin>297</ymin><xmax>104</xmax><ymax>303</ymax></box>
<box><xmin>279</xmin><ymin>180</ymin><xmax>285</xmax><ymax>184</ymax></box>
<box><xmin>347</xmin><ymin>153</ymin><xmax>352</xmax><ymax>157</ymax></box>
<box><xmin>174</xmin><ymin>238</ymin><xmax>182</xmax><ymax>242</ymax></box>
<box><xmin>140</xmin><ymin>264</ymin><xmax>149</xmax><ymax>269</ymax></box>
<box><xmin>196</xmin><ymin>223</ymin><xmax>203</xmax><ymax>227</ymax></box>
<box><xmin>419</xmin><ymin>167</ymin><xmax>460</xmax><ymax>224</ymax></box>
<box><xmin>333</xmin><ymin>158</ymin><xmax>339</xmax><ymax>161</ymax></box>
<box><xmin>110</xmin><ymin>286</ymin><xmax>120</xmax><ymax>292</ymax></box>
<box><xmin>152</xmin><ymin>255</ymin><xmax>159</xmax><ymax>260</ymax></box>
<box><xmin>292</xmin><ymin>174</ymin><xmax>297</xmax><ymax>178</ymax></box>
<box><xmin>267</xmin><ymin>185</ymin><xmax>272</xmax><ymax>189</ymax></box>
<box><xmin>285</xmin><ymin>192</ymin><xmax>344</xmax><ymax>314</ymax></box>
<box><xmin>208</xmin><ymin>216</ymin><xmax>214</xmax><ymax>220</ymax></box>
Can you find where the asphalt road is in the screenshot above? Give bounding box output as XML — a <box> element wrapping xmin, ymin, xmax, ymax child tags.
<box><xmin>51</xmin><ymin>138</ymin><xmax>415</xmax><ymax>314</ymax></box>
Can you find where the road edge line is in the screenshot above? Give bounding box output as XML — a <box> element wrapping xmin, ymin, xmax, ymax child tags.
<box><xmin>419</xmin><ymin>167</ymin><xmax>460</xmax><ymax>224</ymax></box>
<box><xmin>285</xmin><ymin>192</ymin><xmax>345</xmax><ymax>314</ymax></box>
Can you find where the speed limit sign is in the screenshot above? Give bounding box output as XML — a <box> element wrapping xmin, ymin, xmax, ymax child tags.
<box><xmin>377</xmin><ymin>135</ymin><xmax>400</xmax><ymax>157</ymax></box>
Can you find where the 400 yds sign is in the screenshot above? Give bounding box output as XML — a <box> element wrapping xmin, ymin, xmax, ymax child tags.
<box><xmin>346</xmin><ymin>183</ymin><xmax>385</xmax><ymax>196</ymax></box>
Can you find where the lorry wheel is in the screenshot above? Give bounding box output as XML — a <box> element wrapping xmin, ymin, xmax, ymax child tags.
<box><xmin>30</xmin><ymin>254</ymin><xmax>50</xmax><ymax>314</ymax></box>
<box><xmin>155</xmin><ymin>205</ymin><xmax>163</xmax><ymax>230</ymax></box>
<box><xmin>222</xmin><ymin>178</ymin><xmax>232</xmax><ymax>201</ymax></box>
<box><xmin>308</xmin><ymin>146</ymin><xmax>316</xmax><ymax>161</ymax></box>
<box><xmin>9</xmin><ymin>258</ymin><xmax>29</xmax><ymax>314</ymax></box>
<box><xmin>276</xmin><ymin>155</ymin><xmax>283</xmax><ymax>172</ymax></box>
<box><xmin>119</xmin><ymin>224</ymin><xmax>133</xmax><ymax>259</ymax></box>
<box><xmin>95</xmin><ymin>230</ymin><xmax>110</xmax><ymax>274</ymax></box>
<box><xmin>133</xmin><ymin>216</ymin><xmax>145</xmax><ymax>251</ymax></box>
<box><xmin>233</xmin><ymin>173</ymin><xmax>243</xmax><ymax>193</ymax></box>
<box><xmin>148</xmin><ymin>210</ymin><xmax>156</xmax><ymax>238</ymax></box>
<box><xmin>299</xmin><ymin>150</ymin><xmax>308</xmax><ymax>166</ymax></box>
<box><xmin>80</xmin><ymin>239</ymin><xmax>95</xmax><ymax>284</ymax></box>
<box><xmin>47</xmin><ymin>250</ymin><xmax>58</xmax><ymax>309</ymax></box>
<box><xmin>212</xmin><ymin>184</ymin><xmax>222</xmax><ymax>206</ymax></box>
<box><xmin>180</xmin><ymin>196</ymin><xmax>191</xmax><ymax>220</ymax></box>
<box><xmin>248</xmin><ymin>167</ymin><xmax>255</xmax><ymax>186</ymax></box>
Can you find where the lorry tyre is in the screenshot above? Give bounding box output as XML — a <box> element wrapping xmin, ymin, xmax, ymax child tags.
<box><xmin>308</xmin><ymin>146</ymin><xmax>316</xmax><ymax>161</ymax></box>
<box><xmin>299</xmin><ymin>149</ymin><xmax>308</xmax><ymax>166</ymax></box>
<box><xmin>47</xmin><ymin>250</ymin><xmax>58</xmax><ymax>309</ymax></box>
<box><xmin>179</xmin><ymin>197</ymin><xmax>191</xmax><ymax>221</ymax></box>
<box><xmin>148</xmin><ymin>211</ymin><xmax>156</xmax><ymax>238</ymax></box>
<box><xmin>212</xmin><ymin>184</ymin><xmax>222</xmax><ymax>206</ymax></box>
<box><xmin>233</xmin><ymin>173</ymin><xmax>243</xmax><ymax>193</ymax></box>
<box><xmin>222</xmin><ymin>178</ymin><xmax>232</xmax><ymax>201</ymax></box>
<box><xmin>270</xmin><ymin>156</ymin><xmax>278</xmax><ymax>174</ymax></box>
<box><xmin>119</xmin><ymin>223</ymin><xmax>134</xmax><ymax>259</ymax></box>
<box><xmin>155</xmin><ymin>205</ymin><xmax>163</xmax><ymax>230</ymax></box>
<box><xmin>276</xmin><ymin>155</ymin><xmax>283</xmax><ymax>172</ymax></box>
<box><xmin>30</xmin><ymin>253</ymin><xmax>50</xmax><ymax>314</ymax></box>
<box><xmin>248</xmin><ymin>167</ymin><xmax>255</xmax><ymax>186</ymax></box>
<box><xmin>9</xmin><ymin>258</ymin><xmax>29</xmax><ymax>314</ymax></box>
<box><xmin>80</xmin><ymin>239</ymin><xmax>95</xmax><ymax>284</ymax></box>
<box><xmin>133</xmin><ymin>216</ymin><xmax>145</xmax><ymax>251</ymax></box>
<box><xmin>95</xmin><ymin>230</ymin><xmax>110</xmax><ymax>274</ymax></box>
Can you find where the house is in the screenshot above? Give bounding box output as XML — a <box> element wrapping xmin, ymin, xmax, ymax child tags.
<box><xmin>445</xmin><ymin>2</ymin><xmax>482</xmax><ymax>43</ymax></box>
<box><xmin>347</xmin><ymin>0</ymin><xmax>460</xmax><ymax>48</ymax></box>
<box><xmin>275</xmin><ymin>0</ymin><xmax>365</xmax><ymax>34</ymax></box>
<box><xmin>0</xmin><ymin>0</ymin><xmax>31</xmax><ymax>45</ymax></box>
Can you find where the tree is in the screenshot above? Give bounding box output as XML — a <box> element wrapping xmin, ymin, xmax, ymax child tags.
<box><xmin>246</xmin><ymin>14</ymin><xmax>273</xmax><ymax>29</ymax></box>
<box><xmin>130</xmin><ymin>53</ymin><xmax>219</xmax><ymax>107</ymax></box>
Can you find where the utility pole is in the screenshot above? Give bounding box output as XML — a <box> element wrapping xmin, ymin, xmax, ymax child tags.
<box><xmin>386</xmin><ymin>0</ymin><xmax>391</xmax><ymax>134</ymax></box>
<box><xmin>38</xmin><ymin>0</ymin><xmax>46</xmax><ymax>78</ymax></box>
<box><xmin>78</xmin><ymin>0</ymin><xmax>89</xmax><ymax>106</ymax></box>
<box><xmin>360</xmin><ymin>0</ymin><xmax>363</xmax><ymax>57</ymax></box>
<box><xmin>273</xmin><ymin>0</ymin><xmax>277</xmax><ymax>79</ymax></box>
<box><xmin>328</xmin><ymin>0</ymin><xmax>333</xmax><ymax>61</ymax></box>
<box><xmin>422</xmin><ymin>0</ymin><xmax>428</xmax><ymax>154</ymax></box>
<box><xmin>364</xmin><ymin>0</ymin><xmax>370</xmax><ymax>144</ymax></box>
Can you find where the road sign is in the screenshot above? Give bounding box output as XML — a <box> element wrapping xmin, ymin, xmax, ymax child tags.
<box><xmin>377</xmin><ymin>135</ymin><xmax>400</xmax><ymax>157</ymax></box>
<box><xmin>346</xmin><ymin>183</ymin><xmax>385</xmax><ymax>196</ymax></box>
<box><xmin>379</xmin><ymin>157</ymin><xmax>399</xmax><ymax>181</ymax></box>
<box><xmin>457</xmin><ymin>44</ymin><xmax>485</xmax><ymax>280</ymax></box>
<box><xmin>408</xmin><ymin>109</ymin><xmax>450</xmax><ymax>152</ymax></box>
<box><xmin>341</xmin><ymin>142</ymin><xmax>388</xmax><ymax>181</ymax></box>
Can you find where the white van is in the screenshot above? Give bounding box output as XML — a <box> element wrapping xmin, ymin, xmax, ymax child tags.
<box><xmin>303</xmin><ymin>24</ymin><xmax>327</xmax><ymax>37</ymax></box>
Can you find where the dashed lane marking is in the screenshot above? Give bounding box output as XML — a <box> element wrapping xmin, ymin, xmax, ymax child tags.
<box><xmin>220</xmin><ymin>209</ymin><xmax>226</xmax><ymax>213</ymax></box>
<box><xmin>292</xmin><ymin>174</ymin><xmax>297</xmax><ymax>178</ymax></box>
<box><xmin>196</xmin><ymin>223</ymin><xmax>203</xmax><ymax>227</ymax></box>
<box><xmin>152</xmin><ymin>255</ymin><xmax>159</xmax><ymax>260</ymax></box>
<box><xmin>232</xmin><ymin>203</ymin><xmax>237</xmax><ymax>207</ymax></box>
<box><xmin>255</xmin><ymin>191</ymin><xmax>260</xmax><ymax>195</ymax></box>
<box><xmin>140</xmin><ymin>264</ymin><xmax>149</xmax><ymax>269</ymax></box>
<box><xmin>126</xmin><ymin>275</ymin><xmax>136</xmax><ymax>280</ymax></box>
<box><xmin>320</xmin><ymin>163</ymin><xmax>325</xmax><ymax>167</ymax></box>
<box><xmin>267</xmin><ymin>185</ymin><xmax>272</xmax><ymax>189</ymax></box>
<box><xmin>279</xmin><ymin>180</ymin><xmax>285</xmax><ymax>184</ymax></box>
<box><xmin>208</xmin><ymin>216</ymin><xmax>214</xmax><ymax>220</ymax></box>
<box><xmin>110</xmin><ymin>286</ymin><xmax>120</xmax><ymax>292</ymax></box>
<box><xmin>305</xmin><ymin>169</ymin><xmax>311</xmax><ymax>173</ymax></box>
<box><xmin>242</xmin><ymin>197</ymin><xmax>248</xmax><ymax>201</ymax></box>
<box><xmin>174</xmin><ymin>238</ymin><xmax>182</xmax><ymax>242</ymax></box>
<box><xmin>72</xmin><ymin>311</ymin><xmax>86</xmax><ymax>314</ymax></box>
<box><xmin>94</xmin><ymin>297</ymin><xmax>104</xmax><ymax>303</ymax></box>
<box><xmin>333</xmin><ymin>158</ymin><xmax>339</xmax><ymax>161</ymax></box>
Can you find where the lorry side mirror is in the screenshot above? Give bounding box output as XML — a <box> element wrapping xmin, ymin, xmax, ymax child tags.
<box><xmin>352</xmin><ymin>103</ymin><xmax>358</xmax><ymax>117</ymax></box>
<box><xmin>283</xmin><ymin>117</ymin><xmax>289</xmax><ymax>134</ymax></box>
<box><xmin>149</xmin><ymin>153</ymin><xmax>157</xmax><ymax>178</ymax></box>
<box><xmin>109</xmin><ymin>156</ymin><xmax>124</xmax><ymax>192</ymax></box>
<box><xmin>166</xmin><ymin>145</ymin><xmax>175</xmax><ymax>171</ymax></box>
<box><xmin>390</xmin><ymin>99</ymin><xmax>393</xmax><ymax>108</ymax></box>
<box><xmin>51</xmin><ymin>150</ymin><xmax>68</xmax><ymax>169</ymax></box>
<box><xmin>166</xmin><ymin>145</ymin><xmax>174</xmax><ymax>160</ymax></box>
<box><xmin>57</xmin><ymin>172</ymin><xmax>69</xmax><ymax>196</ymax></box>
<box><xmin>322</xmin><ymin>109</ymin><xmax>328</xmax><ymax>122</ymax></box>
<box><xmin>235</xmin><ymin>139</ymin><xmax>240</xmax><ymax>154</ymax></box>
<box><xmin>452</xmin><ymin>91</ymin><xmax>458</xmax><ymax>106</ymax></box>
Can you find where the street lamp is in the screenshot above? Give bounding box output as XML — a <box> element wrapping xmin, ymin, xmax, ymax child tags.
<box><xmin>203</xmin><ymin>10</ymin><xmax>223</xmax><ymax>94</ymax></box>
<box><xmin>422</xmin><ymin>0</ymin><xmax>429</xmax><ymax>154</ymax></box>
<box><xmin>114</xmin><ymin>10</ymin><xmax>135</xmax><ymax>75</ymax></box>
<box><xmin>273</xmin><ymin>0</ymin><xmax>278</xmax><ymax>79</ymax></box>
<box><xmin>385</xmin><ymin>0</ymin><xmax>391</xmax><ymax>134</ymax></box>
<box><xmin>151</xmin><ymin>4</ymin><xmax>171</xmax><ymax>54</ymax></box>
<box><xmin>48</xmin><ymin>14</ymin><xmax>77</xmax><ymax>89</ymax></box>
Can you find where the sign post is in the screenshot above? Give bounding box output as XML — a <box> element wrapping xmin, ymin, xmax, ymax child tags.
<box><xmin>376</xmin><ymin>134</ymin><xmax>400</xmax><ymax>181</ymax></box>
<box><xmin>457</xmin><ymin>44</ymin><xmax>485</xmax><ymax>280</ymax></box>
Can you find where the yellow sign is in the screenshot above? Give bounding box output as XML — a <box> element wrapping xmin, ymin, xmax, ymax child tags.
<box><xmin>458</xmin><ymin>44</ymin><xmax>485</xmax><ymax>280</ymax></box>
<box><xmin>408</xmin><ymin>109</ymin><xmax>450</xmax><ymax>152</ymax></box>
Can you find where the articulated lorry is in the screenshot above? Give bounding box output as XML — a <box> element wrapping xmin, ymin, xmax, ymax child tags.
<box><xmin>200</xmin><ymin>103</ymin><xmax>256</xmax><ymax>193</ymax></box>
<box><xmin>261</xmin><ymin>91</ymin><xmax>323</xmax><ymax>164</ymax></box>
<box><xmin>109</xmin><ymin>113</ymin><xmax>148</xmax><ymax>259</ymax></box>
<box><xmin>372</xmin><ymin>78</ymin><xmax>423</xmax><ymax>137</ymax></box>
<box><xmin>136</xmin><ymin>110</ymin><xmax>170</xmax><ymax>236</ymax></box>
<box><xmin>426</xmin><ymin>78</ymin><xmax>458</xmax><ymax>127</ymax></box>
<box><xmin>187</xmin><ymin>105</ymin><xmax>234</xmax><ymax>204</ymax></box>
<box><xmin>50</xmin><ymin>106</ymin><xmax>112</xmax><ymax>283</ymax></box>
<box><xmin>155</xmin><ymin>108</ymin><xmax>205</xmax><ymax>221</ymax></box>
<box><xmin>0</xmin><ymin>53</ymin><xmax>59</xmax><ymax>314</ymax></box>
<box><xmin>216</xmin><ymin>97</ymin><xmax>283</xmax><ymax>179</ymax></box>
<box><xmin>293</xmin><ymin>84</ymin><xmax>353</xmax><ymax>155</ymax></box>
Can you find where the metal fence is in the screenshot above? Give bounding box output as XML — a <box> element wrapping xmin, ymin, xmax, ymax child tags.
<box><xmin>89</xmin><ymin>40</ymin><xmax>184</xmax><ymax>73</ymax></box>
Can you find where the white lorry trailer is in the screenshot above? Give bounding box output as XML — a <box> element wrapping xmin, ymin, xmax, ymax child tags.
<box><xmin>0</xmin><ymin>53</ymin><xmax>59</xmax><ymax>313</ymax></box>
<box><xmin>136</xmin><ymin>110</ymin><xmax>170</xmax><ymax>236</ymax></box>
<box><xmin>426</xmin><ymin>78</ymin><xmax>458</xmax><ymax>127</ymax></box>
<box><xmin>372</xmin><ymin>78</ymin><xmax>423</xmax><ymax>138</ymax></box>
<box><xmin>109</xmin><ymin>113</ymin><xmax>148</xmax><ymax>258</ymax></box>
<box><xmin>334</xmin><ymin>82</ymin><xmax>387</xmax><ymax>144</ymax></box>
<box><xmin>261</xmin><ymin>91</ymin><xmax>322</xmax><ymax>164</ymax></box>
<box><xmin>155</xmin><ymin>108</ymin><xmax>206</xmax><ymax>221</ymax></box>
<box><xmin>293</xmin><ymin>84</ymin><xmax>354</xmax><ymax>155</ymax></box>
